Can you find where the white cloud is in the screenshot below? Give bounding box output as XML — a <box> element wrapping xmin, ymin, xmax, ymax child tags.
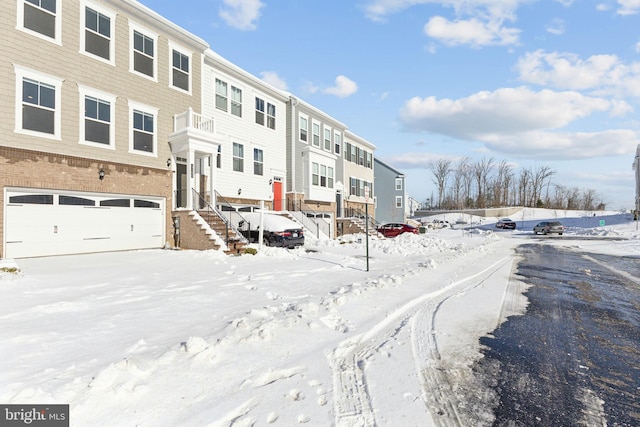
<box><xmin>382</xmin><ymin>151</ymin><xmax>448</xmax><ymax>169</ymax></box>
<box><xmin>322</xmin><ymin>75</ymin><xmax>358</xmax><ymax>98</ymax></box>
<box><xmin>259</xmin><ymin>71</ymin><xmax>288</xmax><ymax>91</ymax></box>
<box><xmin>617</xmin><ymin>0</ymin><xmax>640</xmax><ymax>15</ymax></box>
<box><xmin>545</xmin><ymin>18</ymin><xmax>565</xmax><ymax>35</ymax></box>
<box><xmin>398</xmin><ymin>87</ymin><xmax>639</xmax><ymax>160</ymax></box>
<box><xmin>636</xmin><ymin>40</ymin><xmax>640</xmax><ymax>53</ymax></box>
<box><xmin>516</xmin><ymin>50</ymin><xmax>640</xmax><ymax>97</ymax></box>
<box><xmin>219</xmin><ymin>0</ymin><xmax>264</xmax><ymax>31</ymax></box>
<box><xmin>424</xmin><ymin>16</ymin><xmax>520</xmax><ymax>46</ymax></box>
<box><xmin>483</xmin><ymin>129</ymin><xmax>639</xmax><ymax>160</ymax></box>
<box><xmin>401</xmin><ymin>87</ymin><xmax>612</xmax><ymax>135</ymax></box>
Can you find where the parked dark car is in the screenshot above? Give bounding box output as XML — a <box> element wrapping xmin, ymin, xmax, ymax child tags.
<box><xmin>240</xmin><ymin>213</ymin><xmax>304</xmax><ymax>248</ymax></box>
<box><xmin>377</xmin><ymin>223</ymin><xmax>419</xmax><ymax>238</ymax></box>
<box><xmin>533</xmin><ymin>221</ymin><xmax>565</xmax><ymax>235</ymax></box>
<box><xmin>496</xmin><ymin>218</ymin><xmax>516</xmax><ymax>229</ymax></box>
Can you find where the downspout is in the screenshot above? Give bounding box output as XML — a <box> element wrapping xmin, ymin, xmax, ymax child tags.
<box><xmin>290</xmin><ymin>96</ymin><xmax>299</xmax><ymax>208</ymax></box>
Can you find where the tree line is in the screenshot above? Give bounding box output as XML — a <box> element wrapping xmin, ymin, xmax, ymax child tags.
<box><xmin>427</xmin><ymin>157</ymin><xmax>606</xmax><ymax>211</ymax></box>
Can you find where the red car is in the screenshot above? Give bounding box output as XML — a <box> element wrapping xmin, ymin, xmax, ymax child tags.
<box><xmin>496</xmin><ymin>218</ymin><xmax>516</xmax><ymax>230</ymax></box>
<box><xmin>376</xmin><ymin>223</ymin><xmax>419</xmax><ymax>238</ymax></box>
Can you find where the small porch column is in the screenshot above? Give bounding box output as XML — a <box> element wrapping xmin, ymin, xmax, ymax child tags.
<box><xmin>187</xmin><ymin>148</ymin><xmax>196</xmax><ymax>210</ymax></box>
<box><xmin>209</xmin><ymin>151</ymin><xmax>216</xmax><ymax>208</ymax></box>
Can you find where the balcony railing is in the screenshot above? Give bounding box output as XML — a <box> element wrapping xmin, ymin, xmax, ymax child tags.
<box><xmin>173</xmin><ymin>107</ymin><xmax>215</xmax><ymax>135</ymax></box>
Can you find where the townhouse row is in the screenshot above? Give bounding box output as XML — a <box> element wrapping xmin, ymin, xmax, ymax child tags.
<box><xmin>0</xmin><ymin>0</ymin><xmax>407</xmax><ymax>258</ymax></box>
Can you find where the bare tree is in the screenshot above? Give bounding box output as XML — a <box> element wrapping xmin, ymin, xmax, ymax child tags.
<box><xmin>531</xmin><ymin>165</ymin><xmax>555</xmax><ymax>207</ymax></box>
<box><xmin>428</xmin><ymin>158</ymin><xmax>453</xmax><ymax>208</ymax></box>
<box><xmin>451</xmin><ymin>157</ymin><xmax>471</xmax><ymax>209</ymax></box>
<box><xmin>517</xmin><ymin>167</ymin><xmax>532</xmax><ymax>206</ymax></box>
<box><xmin>492</xmin><ymin>160</ymin><xmax>513</xmax><ymax>207</ymax></box>
<box><xmin>473</xmin><ymin>157</ymin><xmax>495</xmax><ymax>208</ymax></box>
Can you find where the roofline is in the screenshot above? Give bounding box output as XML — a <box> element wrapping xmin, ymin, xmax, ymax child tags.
<box><xmin>286</xmin><ymin>95</ymin><xmax>349</xmax><ymax>130</ymax></box>
<box><xmin>118</xmin><ymin>0</ymin><xmax>210</xmax><ymax>51</ymax></box>
<box><xmin>204</xmin><ymin>49</ymin><xmax>290</xmax><ymax>102</ymax></box>
<box><xmin>375</xmin><ymin>157</ymin><xmax>405</xmax><ymax>176</ymax></box>
<box><xmin>344</xmin><ymin>129</ymin><xmax>377</xmax><ymax>150</ymax></box>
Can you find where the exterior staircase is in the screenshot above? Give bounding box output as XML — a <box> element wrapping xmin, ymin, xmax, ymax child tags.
<box><xmin>195</xmin><ymin>210</ymin><xmax>248</xmax><ymax>255</ymax></box>
<box><xmin>338</xmin><ymin>217</ymin><xmax>384</xmax><ymax>238</ymax></box>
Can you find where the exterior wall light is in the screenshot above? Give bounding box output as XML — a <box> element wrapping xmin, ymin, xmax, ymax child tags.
<box><xmin>99</xmin><ymin>169</ymin><xmax>105</xmax><ymax>180</ymax></box>
<box><xmin>167</xmin><ymin>158</ymin><xmax>172</xmax><ymax>168</ymax></box>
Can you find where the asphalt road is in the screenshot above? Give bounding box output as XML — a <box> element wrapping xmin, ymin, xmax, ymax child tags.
<box><xmin>475</xmin><ymin>244</ymin><xmax>640</xmax><ymax>426</ymax></box>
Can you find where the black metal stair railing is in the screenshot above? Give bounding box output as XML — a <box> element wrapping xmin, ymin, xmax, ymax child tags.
<box><xmin>192</xmin><ymin>189</ymin><xmax>249</xmax><ymax>245</ymax></box>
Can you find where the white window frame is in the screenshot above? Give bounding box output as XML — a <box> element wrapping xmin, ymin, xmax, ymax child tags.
<box><xmin>255</xmin><ymin>96</ymin><xmax>264</xmax><ymax>124</ymax></box>
<box><xmin>168</xmin><ymin>41</ymin><xmax>192</xmax><ymax>94</ymax></box>
<box><xmin>312</xmin><ymin>122</ymin><xmax>320</xmax><ymax>147</ymax></box>
<box><xmin>128</xmin><ymin>100</ymin><xmax>158</xmax><ymax>156</ymax></box>
<box><xmin>266</xmin><ymin>102</ymin><xmax>276</xmax><ymax>130</ymax></box>
<box><xmin>395</xmin><ymin>178</ymin><xmax>403</xmax><ymax>191</ymax></box>
<box><xmin>78</xmin><ymin>84</ymin><xmax>116</xmax><ymax>149</ymax></box>
<box><xmin>323</xmin><ymin>126</ymin><xmax>332</xmax><ymax>151</ymax></box>
<box><xmin>17</xmin><ymin>0</ymin><xmax>62</xmax><ymax>44</ymax></box>
<box><xmin>253</xmin><ymin>148</ymin><xmax>264</xmax><ymax>176</ymax></box>
<box><xmin>80</xmin><ymin>0</ymin><xmax>115</xmax><ymax>65</ymax></box>
<box><xmin>231</xmin><ymin>86</ymin><xmax>242</xmax><ymax>117</ymax></box>
<box><xmin>129</xmin><ymin>22</ymin><xmax>157</xmax><ymax>81</ymax></box>
<box><xmin>233</xmin><ymin>142</ymin><xmax>244</xmax><ymax>172</ymax></box>
<box><xmin>312</xmin><ymin>162</ymin><xmax>319</xmax><ymax>186</ymax></box>
<box><xmin>14</xmin><ymin>64</ymin><xmax>62</xmax><ymax>140</ymax></box>
<box><xmin>216</xmin><ymin>79</ymin><xmax>228</xmax><ymax>112</ymax></box>
<box><xmin>395</xmin><ymin>196</ymin><xmax>403</xmax><ymax>209</ymax></box>
<box><xmin>334</xmin><ymin>131</ymin><xmax>341</xmax><ymax>154</ymax></box>
<box><xmin>299</xmin><ymin>115</ymin><xmax>308</xmax><ymax>142</ymax></box>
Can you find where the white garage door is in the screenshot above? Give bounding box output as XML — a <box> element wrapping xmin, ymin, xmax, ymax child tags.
<box><xmin>4</xmin><ymin>190</ymin><xmax>165</xmax><ymax>258</ymax></box>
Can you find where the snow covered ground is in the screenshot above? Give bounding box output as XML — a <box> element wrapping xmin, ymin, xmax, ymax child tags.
<box><xmin>1</xmin><ymin>208</ymin><xmax>639</xmax><ymax>426</ymax></box>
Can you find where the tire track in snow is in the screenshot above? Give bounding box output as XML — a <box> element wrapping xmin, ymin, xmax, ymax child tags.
<box><xmin>329</xmin><ymin>255</ymin><xmax>515</xmax><ymax>427</ymax></box>
<box><xmin>412</xmin><ymin>256</ymin><xmax>515</xmax><ymax>426</ymax></box>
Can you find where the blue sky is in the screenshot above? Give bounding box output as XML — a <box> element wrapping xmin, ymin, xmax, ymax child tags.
<box><xmin>140</xmin><ymin>0</ymin><xmax>640</xmax><ymax>210</ymax></box>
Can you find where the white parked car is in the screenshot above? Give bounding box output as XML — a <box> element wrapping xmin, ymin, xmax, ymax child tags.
<box><xmin>424</xmin><ymin>219</ymin><xmax>451</xmax><ymax>229</ymax></box>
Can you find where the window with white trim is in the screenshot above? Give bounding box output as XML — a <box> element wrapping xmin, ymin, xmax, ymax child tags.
<box><xmin>216</xmin><ymin>145</ymin><xmax>222</xmax><ymax>169</ymax></box>
<box><xmin>231</xmin><ymin>86</ymin><xmax>242</xmax><ymax>117</ymax></box>
<box><xmin>233</xmin><ymin>143</ymin><xmax>244</xmax><ymax>172</ymax></box>
<box><xmin>255</xmin><ymin>97</ymin><xmax>264</xmax><ymax>125</ymax></box>
<box><xmin>312</xmin><ymin>122</ymin><xmax>320</xmax><ymax>147</ymax></box>
<box><xmin>131</xmin><ymin>26</ymin><xmax>156</xmax><ymax>78</ymax></box>
<box><xmin>349</xmin><ymin>178</ymin><xmax>373</xmax><ymax>197</ymax></box>
<box><xmin>82</xmin><ymin>3</ymin><xmax>113</xmax><ymax>62</ymax></box>
<box><xmin>171</xmin><ymin>48</ymin><xmax>190</xmax><ymax>92</ymax></box>
<box><xmin>334</xmin><ymin>132</ymin><xmax>341</xmax><ymax>154</ymax></box>
<box><xmin>18</xmin><ymin>0</ymin><xmax>60</xmax><ymax>42</ymax></box>
<box><xmin>311</xmin><ymin>163</ymin><xmax>334</xmax><ymax>188</ymax></box>
<box><xmin>299</xmin><ymin>116</ymin><xmax>307</xmax><ymax>142</ymax></box>
<box><xmin>324</xmin><ymin>127</ymin><xmax>331</xmax><ymax>151</ymax></box>
<box><xmin>395</xmin><ymin>178</ymin><xmax>403</xmax><ymax>191</ymax></box>
<box><xmin>266</xmin><ymin>102</ymin><xmax>275</xmax><ymax>130</ymax></box>
<box><xmin>79</xmin><ymin>85</ymin><xmax>115</xmax><ymax>148</ymax></box>
<box><xmin>312</xmin><ymin>163</ymin><xmax>319</xmax><ymax>186</ymax></box>
<box><xmin>129</xmin><ymin>101</ymin><xmax>157</xmax><ymax>155</ymax></box>
<box><xmin>254</xmin><ymin>148</ymin><xmax>263</xmax><ymax>175</ymax></box>
<box><xmin>215</xmin><ymin>79</ymin><xmax>227</xmax><ymax>111</ymax></box>
<box><xmin>395</xmin><ymin>196</ymin><xmax>403</xmax><ymax>208</ymax></box>
<box><xmin>15</xmin><ymin>66</ymin><xmax>62</xmax><ymax>139</ymax></box>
